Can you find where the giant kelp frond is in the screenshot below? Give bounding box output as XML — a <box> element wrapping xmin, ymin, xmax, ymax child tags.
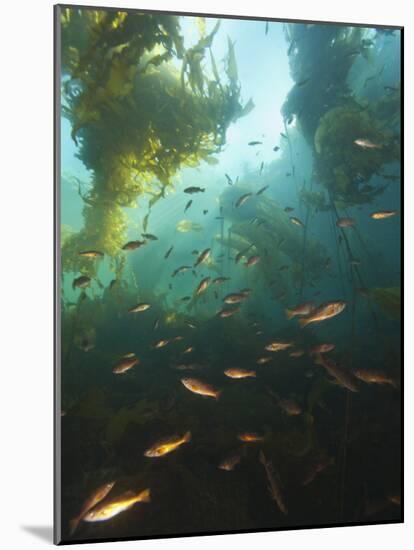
<box><xmin>60</xmin><ymin>9</ymin><xmax>249</xmax><ymax>276</ymax></box>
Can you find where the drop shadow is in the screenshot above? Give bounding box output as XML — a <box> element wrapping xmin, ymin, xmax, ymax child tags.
<box><xmin>21</xmin><ymin>525</ymin><xmax>54</xmax><ymax>543</ymax></box>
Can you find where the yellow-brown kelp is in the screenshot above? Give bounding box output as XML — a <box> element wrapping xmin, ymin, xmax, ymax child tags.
<box><xmin>60</xmin><ymin>8</ymin><xmax>250</xmax><ymax>276</ymax></box>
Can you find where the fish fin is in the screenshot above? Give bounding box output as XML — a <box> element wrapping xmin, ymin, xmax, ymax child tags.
<box><xmin>298</xmin><ymin>317</ymin><xmax>309</xmax><ymax>328</ymax></box>
<box><xmin>69</xmin><ymin>516</ymin><xmax>80</xmax><ymax>535</ymax></box>
<box><xmin>285</xmin><ymin>309</ymin><xmax>294</xmax><ymax>320</ymax></box>
<box><xmin>183</xmin><ymin>431</ymin><xmax>191</xmax><ymax>443</ymax></box>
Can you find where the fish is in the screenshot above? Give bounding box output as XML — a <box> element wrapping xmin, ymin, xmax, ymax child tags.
<box><xmin>257</xmin><ymin>357</ymin><xmax>272</xmax><ymax>365</ymax></box>
<box><xmin>191</xmin><ymin>250</ymin><xmax>199</xmax><ymax>255</ymax></box>
<box><xmin>310</xmin><ymin>343</ymin><xmax>335</xmax><ymax>355</ymax></box>
<box><xmin>296</xmin><ymin>78</ymin><xmax>310</xmax><ymax>87</ymax></box>
<box><xmin>184</xmin><ymin>186</ymin><xmax>205</xmax><ymax>194</ymax></box>
<box><xmin>280</xmin><ymin>132</ymin><xmax>287</xmax><ymax>139</ymax></box>
<box><xmin>219</xmin><ymin>453</ymin><xmax>241</xmax><ymax>471</ymax></box>
<box><xmin>225</xmin><ymin>173</ymin><xmax>233</xmax><ymax>185</ymax></box>
<box><xmin>184</xmin><ymin>200</ymin><xmax>193</xmax><ymax>213</ymax></box>
<box><xmin>128</xmin><ymin>303</ymin><xmax>151</xmax><ymax>313</ymax></box>
<box><xmin>285</xmin><ymin>302</ymin><xmax>314</xmax><ymax>320</ymax></box>
<box><xmin>194</xmin><ymin>248</ymin><xmax>211</xmax><ymax>267</ymax></box>
<box><xmin>235</xmin><ymin>245</ymin><xmax>253</xmax><ymax>264</ymax></box>
<box><xmin>273</xmin><ymin>146</ymin><xmax>280</xmax><ymax>152</ymax></box>
<box><xmin>235</xmin><ymin>193</ymin><xmax>253</xmax><ymax>208</ymax></box>
<box><xmin>141</xmin><ymin>233</ymin><xmax>158</xmax><ymax>241</ymax></box>
<box><xmin>224</xmin><ymin>368</ymin><xmax>256</xmax><ymax>379</ymax></box>
<box><xmin>259</xmin><ymin>450</ymin><xmax>288</xmax><ymax>515</ymax></box>
<box><xmin>265</xmin><ymin>341</ymin><xmax>293</xmax><ymax>352</ymax></box>
<box><xmin>152</xmin><ymin>339</ymin><xmax>170</xmax><ymax>349</ymax></box>
<box><xmin>212</xmin><ymin>276</ymin><xmax>230</xmax><ymax>284</ymax></box>
<box><xmin>353</xmin><ymin>369</ymin><xmax>397</xmax><ymax>388</ymax></box>
<box><xmin>314</xmin><ymin>353</ymin><xmax>359</xmax><ymax>392</ymax></box>
<box><xmin>164</xmin><ymin>245</ymin><xmax>174</xmax><ymax>259</ymax></box>
<box><xmin>259</xmin><ymin>161</ymin><xmax>264</xmax><ymax>175</ymax></box>
<box><xmin>269</xmin><ymin>390</ymin><xmax>302</xmax><ymax>416</ymax></box>
<box><xmin>203</xmin><ymin>210</ymin><xmax>208</xmax><ymax>215</ymax></box>
<box><xmin>256</xmin><ymin>185</ymin><xmax>269</xmax><ymax>195</ymax></box>
<box><xmin>248</xmin><ymin>141</ymin><xmax>262</xmax><ymax>146</ymax></box>
<box><xmin>223</xmin><ymin>292</ymin><xmax>247</xmax><ymax>304</ymax></box>
<box><xmin>185</xmin><ymin>321</ymin><xmax>197</xmax><ymax>329</ymax></box>
<box><xmin>246</xmin><ymin>255</ymin><xmax>260</xmax><ymax>267</ymax></box>
<box><xmin>173</xmin><ymin>336</ymin><xmax>185</xmax><ymax>341</ymax></box>
<box><xmin>122</xmin><ymin>240</ymin><xmax>146</xmax><ymax>251</ymax></box>
<box><xmin>290</xmin><ymin>216</ymin><xmax>304</xmax><ymax>228</ymax></box>
<box><xmin>183</xmin><ymin>347</ymin><xmax>194</xmax><ymax>354</ymax></box>
<box><xmin>78</xmin><ymin>250</ymin><xmax>104</xmax><ymax>258</ymax></box>
<box><xmin>370</xmin><ymin>210</ymin><xmax>398</xmax><ymax>220</ymax></box>
<box><xmin>302</xmin><ymin>456</ymin><xmax>334</xmax><ymax>486</ymax></box>
<box><xmin>181</xmin><ymin>377</ymin><xmax>221</xmax><ymax>399</ymax></box>
<box><xmin>113</xmin><ymin>354</ymin><xmax>139</xmax><ymax>374</ymax></box>
<box><xmin>69</xmin><ymin>481</ymin><xmax>116</xmax><ymax>534</ymax></box>
<box><xmin>238</xmin><ymin>433</ymin><xmax>265</xmax><ymax>442</ymax></box>
<box><xmin>289</xmin><ymin>350</ymin><xmax>304</xmax><ymax>358</ymax></box>
<box><xmin>239</xmin><ymin>288</ymin><xmax>253</xmax><ymax>297</ymax></box>
<box><xmin>195</xmin><ymin>277</ymin><xmax>211</xmax><ymax>295</ymax></box>
<box><xmin>172</xmin><ymin>265</ymin><xmax>192</xmax><ymax>277</ymax></box>
<box><xmin>354</xmin><ymin>138</ymin><xmax>382</xmax><ymax>149</ymax></box>
<box><xmin>284</xmin><ymin>206</ymin><xmax>294</xmax><ymax>213</ymax></box>
<box><xmin>144</xmin><ymin>431</ymin><xmax>191</xmax><ymax>457</ymax></box>
<box><xmin>336</xmin><ymin>217</ymin><xmax>355</xmax><ymax>228</ymax></box>
<box><xmin>172</xmin><ymin>363</ymin><xmax>200</xmax><ymax>371</ymax></box>
<box><xmin>73</xmin><ymin>275</ymin><xmax>91</xmax><ymax>289</ymax></box>
<box><xmin>153</xmin><ymin>318</ymin><xmax>160</xmax><ymax>331</ymax></box>
<box><xmin>83</xmin><ymin>489</ymin><xmax>151</xmax><ymax>522</ymax></box>
<box><xmin>218</xmin><ymin>306</ymin><xmax>240</xmax><ymax>318</ymax></box>
<box><xmin>176</xmin><ymin>220</ymin><xmax>204</xmax><ymax>233</ymax></box>
<box><xmin>298</xmin><ymin>301</ymin><xmax>346</xmax><ymax>328</ymax></box>
<box><xmin>180</xmin><ymin>296</ymin><xmax>191</xmax><ymax>302</ymax></box>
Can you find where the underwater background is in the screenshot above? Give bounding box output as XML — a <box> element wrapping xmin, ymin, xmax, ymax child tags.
<box><xmin>58</xmin><ymin>7</ymin><xmax>402</xmax><ymax>543</ymax></box>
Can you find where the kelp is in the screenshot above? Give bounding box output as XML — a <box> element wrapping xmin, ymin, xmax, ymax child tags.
<box><xmin>314</xmin><ymin>104</ymin><xmax>398</xmax><ymax>204</ymax></box>
<box><xmin>105</xmin><ymin>399</ymin><xmax>161</xmax><ymax>447</ymax></box>
<box><xmin>219</xmin><ymin>186</ymin><xmax>330</xmax><ymax>291</ymax></box>
<box><xmin>369</xmin><ymin>287</ymin><xmax>400</xmax><ymax>320</ymax></box>
<box><xmin>60</xmin><ymin>8</ymin><xmax>249</xmax><ymax>276</ymax></box>
<box><xmin>282</xmin><ymin>24</ymin><xmax>400</xmax><ymax>206</ymax></box>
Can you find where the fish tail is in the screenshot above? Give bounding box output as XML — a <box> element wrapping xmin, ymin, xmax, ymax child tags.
<box><xmin>183</xmin><ymin>430</ymin><xmax>191</xmax><ymax>443</ymax></box>
<box><xmin>69</xmin><ymin>516</ymin><xmax>80</xmax><ymax>535</ymax></box>
<box><xmin>138</xmin><ymin>488</ymin><xmax>151</xmax><ymax>503</ymax></box>
<box><xmin>285</xmin><ymin>308</ymin><xmax>295</xmax><ymax>320</ymax></box>
<box><xmin>215</xmin><ymin>390</ymin><xmax>223</xmax><ymax>401</ymax></box>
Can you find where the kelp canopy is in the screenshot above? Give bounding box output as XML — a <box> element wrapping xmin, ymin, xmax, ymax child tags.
<box><xmin>60</xmin><ymin>8</ymin><xmax>251</xmax><ymax>276</ymax></box>
<box><xmin>282</xmin><ymin>24</ymin><xmax>400</xmax><ymax>206</ymax></box>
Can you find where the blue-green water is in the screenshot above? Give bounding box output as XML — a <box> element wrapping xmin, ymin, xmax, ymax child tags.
<box><xmin>58</xmin><ymin>8</ymin><xmax>401</xmax><ymax>543</ymax></box>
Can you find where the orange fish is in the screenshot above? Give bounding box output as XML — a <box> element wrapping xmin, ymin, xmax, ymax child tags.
<box><xmin>69</xmin><ymin>481</ymin><xmax>116</xmax><ymax>533</ymax></box>
<box><xmin>299</xmin><ymin>301</ymin><xmax>346</xmax><ymax>328</ymax></box>
<box><xmin>224</xmin><ymin>368</ymin><xmax>256</xmax><ymax>379</ymax></box>
<box><xmin>181</xmin><ymin>377</ymin><xmax>221</xmax><ymax>400</ymax></box>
